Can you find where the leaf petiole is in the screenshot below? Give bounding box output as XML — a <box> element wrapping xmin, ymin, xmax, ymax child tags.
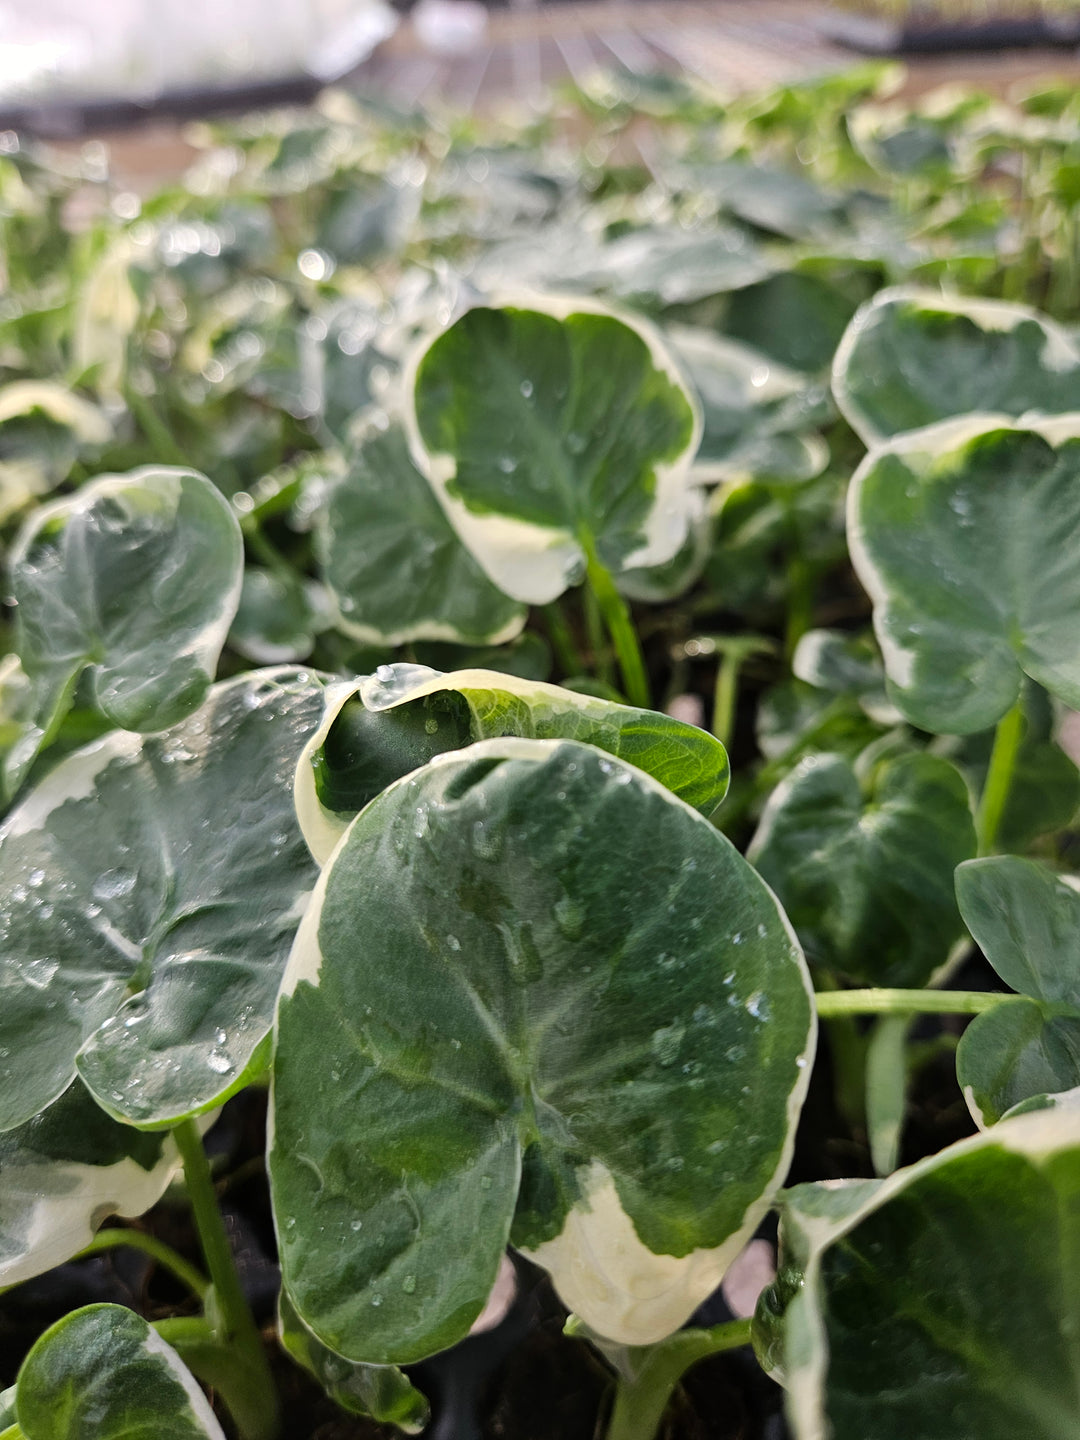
<box><xmin>582</xmin><ymin>541</ymin><xmax>650</xmax><ymax>708</ymax></box>
<box><xmin>72</xmin><ymin>1226</ymin><xmax>210</xmax><ymax>1301</ymax></box>
<box><xmin>604</xmin><ymin>1318</ymin><xmax>753</xmax><ymax>1440</ymax></box>
<box><xmin>814</xmin><ymin>989</ymin><xmax>1019</xmax><ymax>1019</ymax></box>
<box><xmin>976</xmin><ymin>700</ymin><xmax>1025</xmax><ymax>856</ymax></box>
<box><xmin>172</xmin><ymin>1120</ymin><xmax>279</xmax><ymax>1440</ymax></box>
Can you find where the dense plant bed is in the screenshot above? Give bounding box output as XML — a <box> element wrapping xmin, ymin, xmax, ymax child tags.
<box><xmin>2</xmin><ymin>61</ymin><xmax>1080</xmax><ymax>1440</ymax></box>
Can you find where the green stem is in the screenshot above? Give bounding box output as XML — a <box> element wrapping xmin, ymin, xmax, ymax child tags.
<box><xmin>544</xmin><ymin>601</ymin><xmax>586</xmax><ymax>677</ymax></box>
<box><xmin>123</xmin><ymin>383</ymin><xmax>188</xmax><ymax>467</ymax></box>
<box><xmin>583</xmin><ymin>581</ymin><xmax>615</xmax><ymax>688</ymax></box>
<box><xmin>172</xmin><ymin>1120</ymin><xmax>278</xmax><ymax>1440</ymax></box>
<box><xmin>583</xmin><ymin>546</ymin><xmax>650</xmax><ymax>708</ymax></box>
<box><xmin>814</xmin><ymin>988</ymin><xmax>1016</xmax><ymax>1019</ymax></box>
<box><xmin>606</xmin><ymin>1319</ymin><xmax>753</xmax><ymax>1440</ymax></box>
<box><xmin>782</xmin><ymin>496</ymin><xmax>814</xmax><ymax>660</ymax></box>
<box><xmin>976</xmin><ymin>701</ymin><xmax>1024</xmax><ymax>856</ymax></box>
<box><xmin>73</xmin><ymin>1227</ymin><xmax>210</xmax><ymax>1300</ymax></box>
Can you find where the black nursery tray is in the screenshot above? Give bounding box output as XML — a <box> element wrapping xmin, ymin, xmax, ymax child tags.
<box><xmin>821</xmin><ymin>7</ymin><xmax>1080</xmax><ymax>54</ymax></box>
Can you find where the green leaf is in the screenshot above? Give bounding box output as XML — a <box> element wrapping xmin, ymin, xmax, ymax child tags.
<box><xmin>667</xmin><ymin>326</ymin><xmax>830</xmax><ymax>486</ymax></box>
<box><xmin>849</xmin><ymin>416</ymin><xmax>1080</xmax><ymax>734</ymax></box>
<box><xmin>295</xmin><ymin>663</ymin><xmax>731</xmax><ymax>864</ymax></box>
<box><xmin>864</xmin><ymin>1016</ymin><xmax>911</xmax><ymax>1177</ymax></box>
<box><xmin>833</xmin><ymin>288</ymin><xmax>1080</xmax><ymax>447</ymax></box>
<box><xmin>0</xmin><ymin>1079</ymin><xmax>180</xmax><ymax>1286</ymax></box>
<box><xmin>408</xmin><ymin>298</ymin><xmax>702</xmax><ymax>604</ymax></box>
<box><xmin>278</xmin><ymin>1292</ymin><xmax>429</xmax><ymax>1433</ymax></box>
<box><xmin>271</xmin><ymin>738</ymin><xmax>815</xmax><ymax>1358</ymax></box>
<box><xmin>227</xmin><ymin>567</ymin><xmax>327</xmax><ymax>666</ymax></box>
<box><xmin>0</xmin><ymin>668</ymin><xmax>324</xmax><ymax>1133</ymax></box>
<box><xmin>6</xmin><ymin>467</ymin><xmax>243</xmax><ymax>798</ymax></box>
<box><xmin>0</xmin><ymin>382</ymin><xmax>110</xmax><ymax>522</ymax></box>
<box><xmin>791</xmin><ymin>628</ymin><xmax>901</xmax><ymax>726</ymax></box>
<box><xmin>769</xmin><ymin>1107</ymin><xmax>1080</xmax><ymax>1440</ymax></box>
<box><xmin>316</xmin><ymin>421</ymin><xmax>526</xmax><ymax>646</ymax></box>
<box><xmin>748</xmin><ymin>751</ymin><xmax>976</xmax><ymax>987</ymax></box>
<box><xmin>15</xmin><ymin>1304</ymin><xmax>224</xmax><ymax>1439</ymax></box>
<box><xmin>723</xmin><ymin>268</ymin><xmax>868</xmax><ymax>374</ymax></box>
<box><xmin>956</xmin><ymin>856</ymin><xmax>1080</xmax><ymax>1126</ymax></box>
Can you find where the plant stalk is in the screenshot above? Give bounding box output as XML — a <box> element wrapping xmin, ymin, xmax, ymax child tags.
<box><xmin>583</xmin><ymin>547</ymin><xmax>650</xmax><ymax>708</ymax></box>
<box><xmin>605</xmin><ymin>1319</ymin><xmax>753</xmax><ymax>1440</ymax></box>
<box><xmin>73</xmin><ymin>1226</ymin><xmax>210</xmax><ymax>1301</ymax></box>
<box><xmin>172</xmin><ymin>1119</ymin><xmax>279</xmax><ymax>1440</ymax></box>
<box><xmin>814</xmin><ymin>988</ymin><xmax>1016</xmax><ymax>1019</ymax></box>
<box><xmin>976</xmin><ymin>700</ymin><xmax>1024</xmax><ymax>856</ymax></box>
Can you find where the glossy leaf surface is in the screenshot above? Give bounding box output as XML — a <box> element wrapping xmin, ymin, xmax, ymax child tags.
<box><xmin>0</xmin><ymin>1080</ymin><xmax>180</xmax><ymax>1286</ymax></box>
<box><xmin>668</xmin><ymin>327</ymin><xmax>829</xmax><ymax>485</ymax></box>
<box><xmin>748</xmin><ymin>751</ymin><xmax>975</xmax><ymax>987</ymax></box>
<box><xmin>296</xmin><ymin>663</ymin><xmax>731</xmax><ymax>863</ymax></box>
<box><xmin>833</xmin><ymin>288</ymin><xmax>1080</xmax><ymax>446</ymax></box>
<box><xmin>0</xmin><ymin>668</ymin><xmax>324</xmax><ymax>1133</ymax></box>
<box><xmin>768</xmin><ymin>1108</ymin><xmax>1080</xmax><ymax>1440</ymax></box>
<box><xmin>408</xmin><ymin>299</ymin><xmax>701</xmax><ymax>604</ymax></box>
<box><xmin>278</xmin><ymin>1292</ymin><xmax>429</xmax><ymax>1433</ymax></box>
<box><xmin>956</xmin><ymin>856</ymin><xmax>1080</xmax><ymax>1126</ymax></box>
<box><xmin>6</xmin><ymin>467</ymin><xmax>242</xmax><ymax>797</ymax></box>
<box><xmin>272</xmin><ymin>738</ymin><xmax>814</xmax><ymax>1358</ymax></box>
<box><xmin>849</xmin><ymin>416</ymin><xmax>1080</xmax><ymax>733</ymax></box>
<box><xmin>316</xmin><ymin>421</ymin><xmax>526</xmax><ymax>646</ymax></box>
<box><xmin>15</xmin><ymin>1304</ymin><xmax>225</xmax><ymax>1440</ymax></box>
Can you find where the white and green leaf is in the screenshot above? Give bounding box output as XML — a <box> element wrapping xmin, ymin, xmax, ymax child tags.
<box><xmin>315</xmin><ymin>420</ymin><xmax>526</xmax><ymax>647</ymax></box>
<box><xmin>13</xmin><ymin>1304</ymin><xmax>225</xmax><ymax>1440</ymax></box>
<box><xmin>956</xmin><ymin>856</ymin><xmax>1080</xmax><ymax>1127</ymax></box>
<box><xmin>271</xmin><ymin>738</ymin><xmax>815</xmax><ymax>1359</ymax></box>
<box><xmin>833</xmin><ymin>288</ymin><xmax>1080</xmax><ymax>447</ymax></box>
<box><xmin>748</xmin><ymin>751</ymin><xmax>976</xmax><ymax>987</ymax></box>
<box><xmin>0</xmin><ymin>668</ymin><xmax>324</xmax><ymax>1133</ymax></box>
<box><xmin>762</xmin><ymin>1106</ymin><xmax>1080</xmax><ymax>1440</ymax></box>
<box><xmin>406</xmin><ymin>296</ymin><xmax>702</xmax><ymax>605</ymax></box>
<box><xmin>848</xmin><ymin>414</ymin><xmax>1080</xmax><ymax>733</ymax></box>
<box><xmin>0</xmin><ymin>1080</ymin><xmax>183</xmax><ymax>1287</ymax></box>
<box><xmin>295</xmin><ymin>663</ymin><xmax>731</xmax><ymax>864</ymax></box>
<box><xmin>0</xmin><ymin>382</ymin><xmax>110</xmax><ymax>523</ymax></box>
<box><xmin>6</xmin><ymin>467</ymin><xmax>243</xmax><ymax>798</ymax></box>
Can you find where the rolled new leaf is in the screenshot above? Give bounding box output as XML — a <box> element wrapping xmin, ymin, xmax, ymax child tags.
<box><xmin>295</xmin><ymin>663</ymin><xmax>731</xmax><ymax>864</ymax></box>
<box><xmin>760</xmin><ymin>1106</ymin><xmax>1080</xmax><ymax>1440</ymax></box>
<box><xmin>848</xmin><ymin>415</ymin><xmax>1080</xmax><ymax>734</ymax></box>
<box><xmin>955</xmin><ymin>856</ymin><xmax>1080</xmax><ymax>1126</ymax></box>
<box><xmin>0</xmin><ymin>1080</ymin><xmax>183</xmax><ymax>1286</ymax></box>
<box><xmin>5</xmin><ymin>467</ymin><xmax>243</xmax><ymax>798</ymax></box>
<box><xmin>14</xmin><ymin>1304</ymin><xmax>225</xmax><ymax>1439</ymax></box>
<box><xmin>833</xmin><ymin>287</ymin><xmax>1080</xmax><ymax>447</ymax></box>
<box><xmin>278</xmin><ymin>1292</ymin><xmax>429</xmax><ymax>1433</ymax></box>
<box><xmin>316</xmin><ymin>421</ymin><xmax>527</xmax><ymax>647</ymax></box>
<box><xmin>0</xmin><ymin>668</ymin><xmax>324</xmax><ymax>1133</ymax></box>
<box><xmin>406</xmin><ymin>297</ymin><xmax>702</xmax><ymax>605</ymax></box>
<box><xmin>748</xmin><ymin>751</ymin><xmax>976</xmax><ymax>988</ymax></box>
<box><xmin>271</xmin><ymin>738</ymin><xmax>815</xmax><ymax>1358</ymax></box>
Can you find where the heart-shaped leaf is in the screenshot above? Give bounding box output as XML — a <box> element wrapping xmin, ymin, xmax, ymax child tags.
<box><xmin>0</xmin><ymin>1080</ymin><xmax>181</xmax><ymax>1287</ymax></box>
<box><xmin>316</xmin><ymin>421</ymin><xmax>526</xmax><ymax>647</ymax></box>
<box><xmin>295</xmin><ymin>663</ymin><xmax>731</xmax><ymax>864</ymax></box>
<box><xmin>14</xmin><ymin>1304</ymin><xmax>225</xmax><ymax>1440</ymax></box>
<box><xmin>748</xmin><ymin>751</ymin><xmax>976</xmax><ymax>987</ymax></box>
<box><xmin>0</xmin><ymin>668</ymin><xmax>324</xmax><ymax>1133</ymax></box>
<box><xmin>667</xmin><ymin>327</ymin><xmax>830</xmax><ymax>485</ymax></box>
<box><xmin>6</xmin><ymin>467</ymin><xmax>243</xmax><ymax>798</ymax></box>
<box><xmin>848</xmin><ymin>415</ymin><xmax>1080</xmax><ymax>734</ymax></box>
<box><xmin>271</xmin><ymin>738</ymin><xmax>815</xmax><ymax>1359</ymax></box>
<box><xmin>407</xmin><ymin>298</ymin><xmax>702</xmax><ymax>605</ymax></box>
<box><xmin>833</xmin><ymin>288</ymin><xmax>1080</xmax><ymax>447</ymax></box>
<box><xmin>760</xmin><ymin>1106</ymin><xmax>1080</xmax><ymax>1440</ymax></box>
<box><xmin>955</xmin><ymin>856</ymin><xmax>1080</xmax><ymax>1126</ymax></box>
<box><xmin>278</xmin><ymin>1292</ymin><xmax>429</xmax><ymax>1433</ymax></box>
